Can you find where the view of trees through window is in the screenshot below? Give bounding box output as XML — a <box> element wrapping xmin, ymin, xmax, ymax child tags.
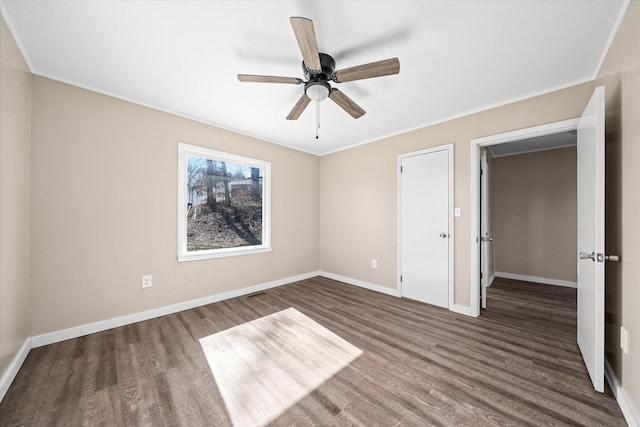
<box><xmin>186</xmin><ymin>156</ymin><xmax>263</xmax><ymax>251</ymax></box>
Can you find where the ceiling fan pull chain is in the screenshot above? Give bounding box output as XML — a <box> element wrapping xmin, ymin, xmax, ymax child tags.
<box><xmin>315</xmin><ymin>87</ymin><xmax>320</xmax><ymax>139</ymax></box>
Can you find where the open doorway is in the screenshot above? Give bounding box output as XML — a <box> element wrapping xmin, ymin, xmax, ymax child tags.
<box><xmin>470</xmin><ymin>87</ymin><xmax>608</xmax><ymax>393</ymax></box>
<box><xmin>469</xmin><ymin>118</ymin><xmax>580</xmax><ymax>317</ymax></box>
<box><xmin>482</xmin><ymin>132</ymin><xmax>578</xmax><ymax>308</ymax></box>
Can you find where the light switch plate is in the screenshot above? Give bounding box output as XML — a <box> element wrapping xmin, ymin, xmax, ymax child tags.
<box><xmin>620</xmin><ymin>326</ymin><xmax>630</xmax><ymax>354</ymax></box>
<box><xmin>454</xmin><ymin>208</ymin><xmax>461</xmax><ymax>217</ymax></box>
<box><xmin>142</xmin><ymin>275</ymin><xmax>152</xmax><ymax>288</ymax></box>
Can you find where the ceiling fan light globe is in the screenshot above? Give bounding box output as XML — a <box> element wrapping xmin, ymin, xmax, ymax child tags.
<box><xmin>305</xmin><ymin>83</ymin><xmax>330</xmax><ymax>102</ymax></box>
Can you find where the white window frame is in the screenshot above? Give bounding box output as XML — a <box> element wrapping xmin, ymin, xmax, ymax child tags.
<box><xmin>177</xmin><ymin>142</ymin><xmax>271</xmax><ymax>262</ymax></box>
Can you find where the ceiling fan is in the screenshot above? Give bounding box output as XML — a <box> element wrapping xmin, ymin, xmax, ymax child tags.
<box><xmin>238</xmin><ymin>17</ymin><xmax>400</xmax><ymax>124</ymax></box>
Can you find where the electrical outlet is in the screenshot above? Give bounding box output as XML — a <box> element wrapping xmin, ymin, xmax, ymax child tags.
<box><xmin>620</xmin><ymin>326</ymin><xmax>630</xmax><ymax>354</ymax></box>
<box><xmin>142</xmin><ymin>275</ymin><xmax>152</xmax><ymax>288</ymax></box>
<box><xmin>455</xmin><ymin>207</ymin><xmax>461</xmax><ymax>217</ymax></box>
<box><xmin>371</xmin><ymin>259</ymin><xmax>377</xmax><ymax>269</ymax></box>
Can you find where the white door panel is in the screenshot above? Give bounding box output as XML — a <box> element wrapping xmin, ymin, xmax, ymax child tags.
<box><xmin>480</xmin><ymin>149</ymin><xmax>490</xmax><ymax>309</ymax></box>
<box><xmin>401</xmin><ymin>149</ymin><xmax>449</xmax><ymax>307</ymax></box>
<box><xmin>577</xmin><ymin>86</ymin><xmax>605</xmax><ymax>393</ymax></box>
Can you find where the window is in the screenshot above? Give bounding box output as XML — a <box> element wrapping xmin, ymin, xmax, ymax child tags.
<box><xmin>178</xmin><ymin>143</ymin><xmax>271</xmax><ymax>261</ymax></box>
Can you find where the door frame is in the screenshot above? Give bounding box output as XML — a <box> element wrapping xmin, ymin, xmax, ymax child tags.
<box><xmin>397</xmin><ymin>143</ymin><xmax>455</xmax><ymax>310</ymax></box>
<box><xmin>469</xmin><ymin>118</ymin><xmax>579</xmax><ymax>317</ymax></box>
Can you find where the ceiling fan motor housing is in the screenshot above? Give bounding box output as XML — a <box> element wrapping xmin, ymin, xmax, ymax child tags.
<box><xmin>303</xmin><ymin>52</ymin><xmax>336</xmax><ymax>82</ymax></box>
<box><xmin>303</xmin><ymin>53</ymin><xmax>336</xmax><ymax>101</ymax></box>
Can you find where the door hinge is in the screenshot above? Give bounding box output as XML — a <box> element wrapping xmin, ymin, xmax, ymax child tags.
<box><xmin>480</xmin><ymin>272</ymin><xmax>483</xmax><ymax>279</ymax></box>
<box><xmin>400</xmin><ymin>165</ymin><xmax>403</xmax><ymax>173</ymax></box>
<box><xmin>400</xmin><ymin>275</ymin><xmax>403</xmax><ymax>282</ymax></box>
<box><xmin>480</xmin><ymin>169</ymin><xmax>484</xmax><ymax>176</ymax></box>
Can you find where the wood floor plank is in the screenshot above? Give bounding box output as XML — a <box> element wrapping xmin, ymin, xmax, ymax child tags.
<box><xmin>0</xmin><ymin>276</ymin><xmax>626</xmax><ymax>426</ymax></box>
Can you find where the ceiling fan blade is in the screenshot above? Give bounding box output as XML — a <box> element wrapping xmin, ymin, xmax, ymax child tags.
<box><xmin>238</xmin><ymin>74</ymin><xmax>303</xmax><ymax>84</ymax></box>
<box><xmin>334</xmin><ymin>58</ymin><xmax>400</xmax><ymax>83</ymax></box>
<box><xmin>329</xmin><ymin>89</ymin><xmax>366</xmax><ymax>119</ymax></box>
<box><xmin>286</xmin><ymin>94</ymin><xmax>311</xmax><ymax>120</ymax></box>
<box><xmin>290</xmin><ymin>17</ymin><xmax>321</xmax><ymax>72</ymax></box>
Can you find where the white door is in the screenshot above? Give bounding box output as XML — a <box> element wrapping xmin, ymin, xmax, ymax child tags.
<box><xmin>480</xmin><ymin>149</ymin><xmax>491</xmax><ymax>309</ymax></box>
<box><xmin>577</xmin><ymin>86</ymin><xmax>605</xmax><ymax>393</ymax></box>
<box><xmin>401</xmin><ymin>149</ymin><xmax>450</xmax><ymax>307</ymax></box>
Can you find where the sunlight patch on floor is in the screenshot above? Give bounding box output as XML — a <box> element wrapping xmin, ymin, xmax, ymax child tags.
<box><xmin>199</xmin><ymin>307</ymin><xmax>362</xmax><ymax>426</ymax></box>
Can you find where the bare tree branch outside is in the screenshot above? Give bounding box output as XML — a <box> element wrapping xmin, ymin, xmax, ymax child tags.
<box><xmin>186</xmin><ymin>155</ymin><xmax>263</xmax><ymax>251</ymax></box>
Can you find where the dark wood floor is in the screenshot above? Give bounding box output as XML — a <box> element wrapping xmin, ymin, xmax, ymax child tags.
<box><xmin>0</xmin><ymin>277</ymin><xmax>626</xmax><ymax>426</ymax></box>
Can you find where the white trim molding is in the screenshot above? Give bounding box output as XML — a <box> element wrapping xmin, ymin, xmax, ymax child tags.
<box><xmin>318</xmin><ymin>271</ymin><xmax>401</xmax><ymax>297</ymax></box>
<box><xmin>592</xmin><ymin>0</ymin><xmax>632</xmax><ymax>80</ymax></box>
<box><xmin>450</xmin><ymin>304</ymin><xmax>472</xmax><ymax>316</ymax></box>
<box><xmin>2</xmin><ymin>272</ymin><xmax>320</xmax><ymax>402</ymax></box>
<box><xmin>3</xmin><ymin>269</ymin><xmax>459</xmax><ymax>399</ymax></box>
<box><xmin>31</xmin><ymin>271</ymin><xmax>318</xmax><ymax>348</ymax></box>
<box><xmin>0</xmin><ymin>338</ymin><xmax>31</xmax><ymax>402</ymax></box>
<box><xmin>494</xmin><ymin>272</ymin><xmax>577</xmax><ymax>288</ymax></box>
<box><xmin>318</xmin><ymin>272</ymin><xmax>475</xmax><ymax>317</ymax></box>
<box><xmin>470</xmin><ymin>118</ymin><xmax>580</xmax><ymax>317</ymax></box>
<box><xmin>177</xmin><ymin>142</ymin><xmax>272</xmax><ymax>262</ymax></box>
<box><xmin>605</xmin><ymin>358</ymin><xmax>640</xmax><ymax>427</ymax></box>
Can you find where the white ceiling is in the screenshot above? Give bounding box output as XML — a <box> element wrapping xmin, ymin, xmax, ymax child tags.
<box><xmin>0</xmin><ymin>1</ymin><xmax>628</xmax><ymax>156</ymax></box>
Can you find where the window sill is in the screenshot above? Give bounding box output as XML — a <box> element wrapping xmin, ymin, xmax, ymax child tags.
<box><xmin>178</xmin><ymin>246</ymin><xmax>272</xmax><ymax>262</ymax></box>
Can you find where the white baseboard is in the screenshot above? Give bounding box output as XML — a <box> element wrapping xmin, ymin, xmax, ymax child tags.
<box><xmin>0</xmin><ymin>338</ymin><xmax>31</xmax><ymax>402</ymax></box>
<box><xmin>489</xmin><ymin>272</ymin><xmax>496</xmax><ymax>287</ymax></box>
<box><xmin>318</xmin><ymin>271</ymin><xmax>401</xmax><ymax>297</ymax></box>
<box><xmin>31</xmin><ymin>271</ymin><xmax>319</xmax><ymax>348</ymax></box>
<box><xmin>494</xmin><ymin>272</ymin><xmax>577</xmax><ymax>288</ymax></box>
<box><xmin>450</xmin><ymin>304</ymin><xmax>472</xmax><ymax>316</ymax></box>
<box><xmin>605</xmin><ymin>358</ymin><xmax>639</xmax><ymax>427</ymax></box>
<box><xmin>3</xmin><ymin>273</ymin><xmax>634</xmax><ymax>427</ymax></box>
<box><xmin>2</xmin><ymin>272</ymin><xmax>320</xmax><ymax>403</ymax></box>
<box><xmin>318</xmin><ymin>271</ymin><xmax>474</xmax><ymax>317</ymax></box>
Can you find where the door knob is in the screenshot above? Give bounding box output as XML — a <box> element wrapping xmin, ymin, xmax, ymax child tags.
<box><xmin>581</xmin><ymin>252</ymin><xmax>620</xmax><ymax>262</ymax></box>
<box><xmin>439</xmin><ymin>232</ymin><xmax>448</xmax><ymax>238</ymax></box>
<box><xmin>579</xmin><ymin>252</ymin><xmax>595</xmax><ymax>261</ymax></box>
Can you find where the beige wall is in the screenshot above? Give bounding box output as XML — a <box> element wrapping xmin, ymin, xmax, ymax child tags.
<box><xmin>4</xmin><ymin>3</ymin><xmax>638</xmax><ymax>415</ymax></box>
<box><xmin>0</xmin><ymin>17</ymin><xmax>31</xmax><ymax>377</ymax></box>
<box><xmin>491</xmin><ymin>147</ymin><xmax>577</xmax><ymax>283</ymax></box>
<box><xmin>597</xmin><ymin>0</ymin><xmax>640</xmax><ymax>415</ymax></box>
<box><xmin>487</xmin><ymin>153</ymin><xmax>495</xmax><ymax>280</ymax></box>
<box><xmin>28</xmin><ymin>76</ymin><xmax>319</xmax><ymax>336</ymax></box>
<box><xmin>319</xmin><ymin>82</ymin><xmax>593</xmax><ymax>306</ymax></box>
